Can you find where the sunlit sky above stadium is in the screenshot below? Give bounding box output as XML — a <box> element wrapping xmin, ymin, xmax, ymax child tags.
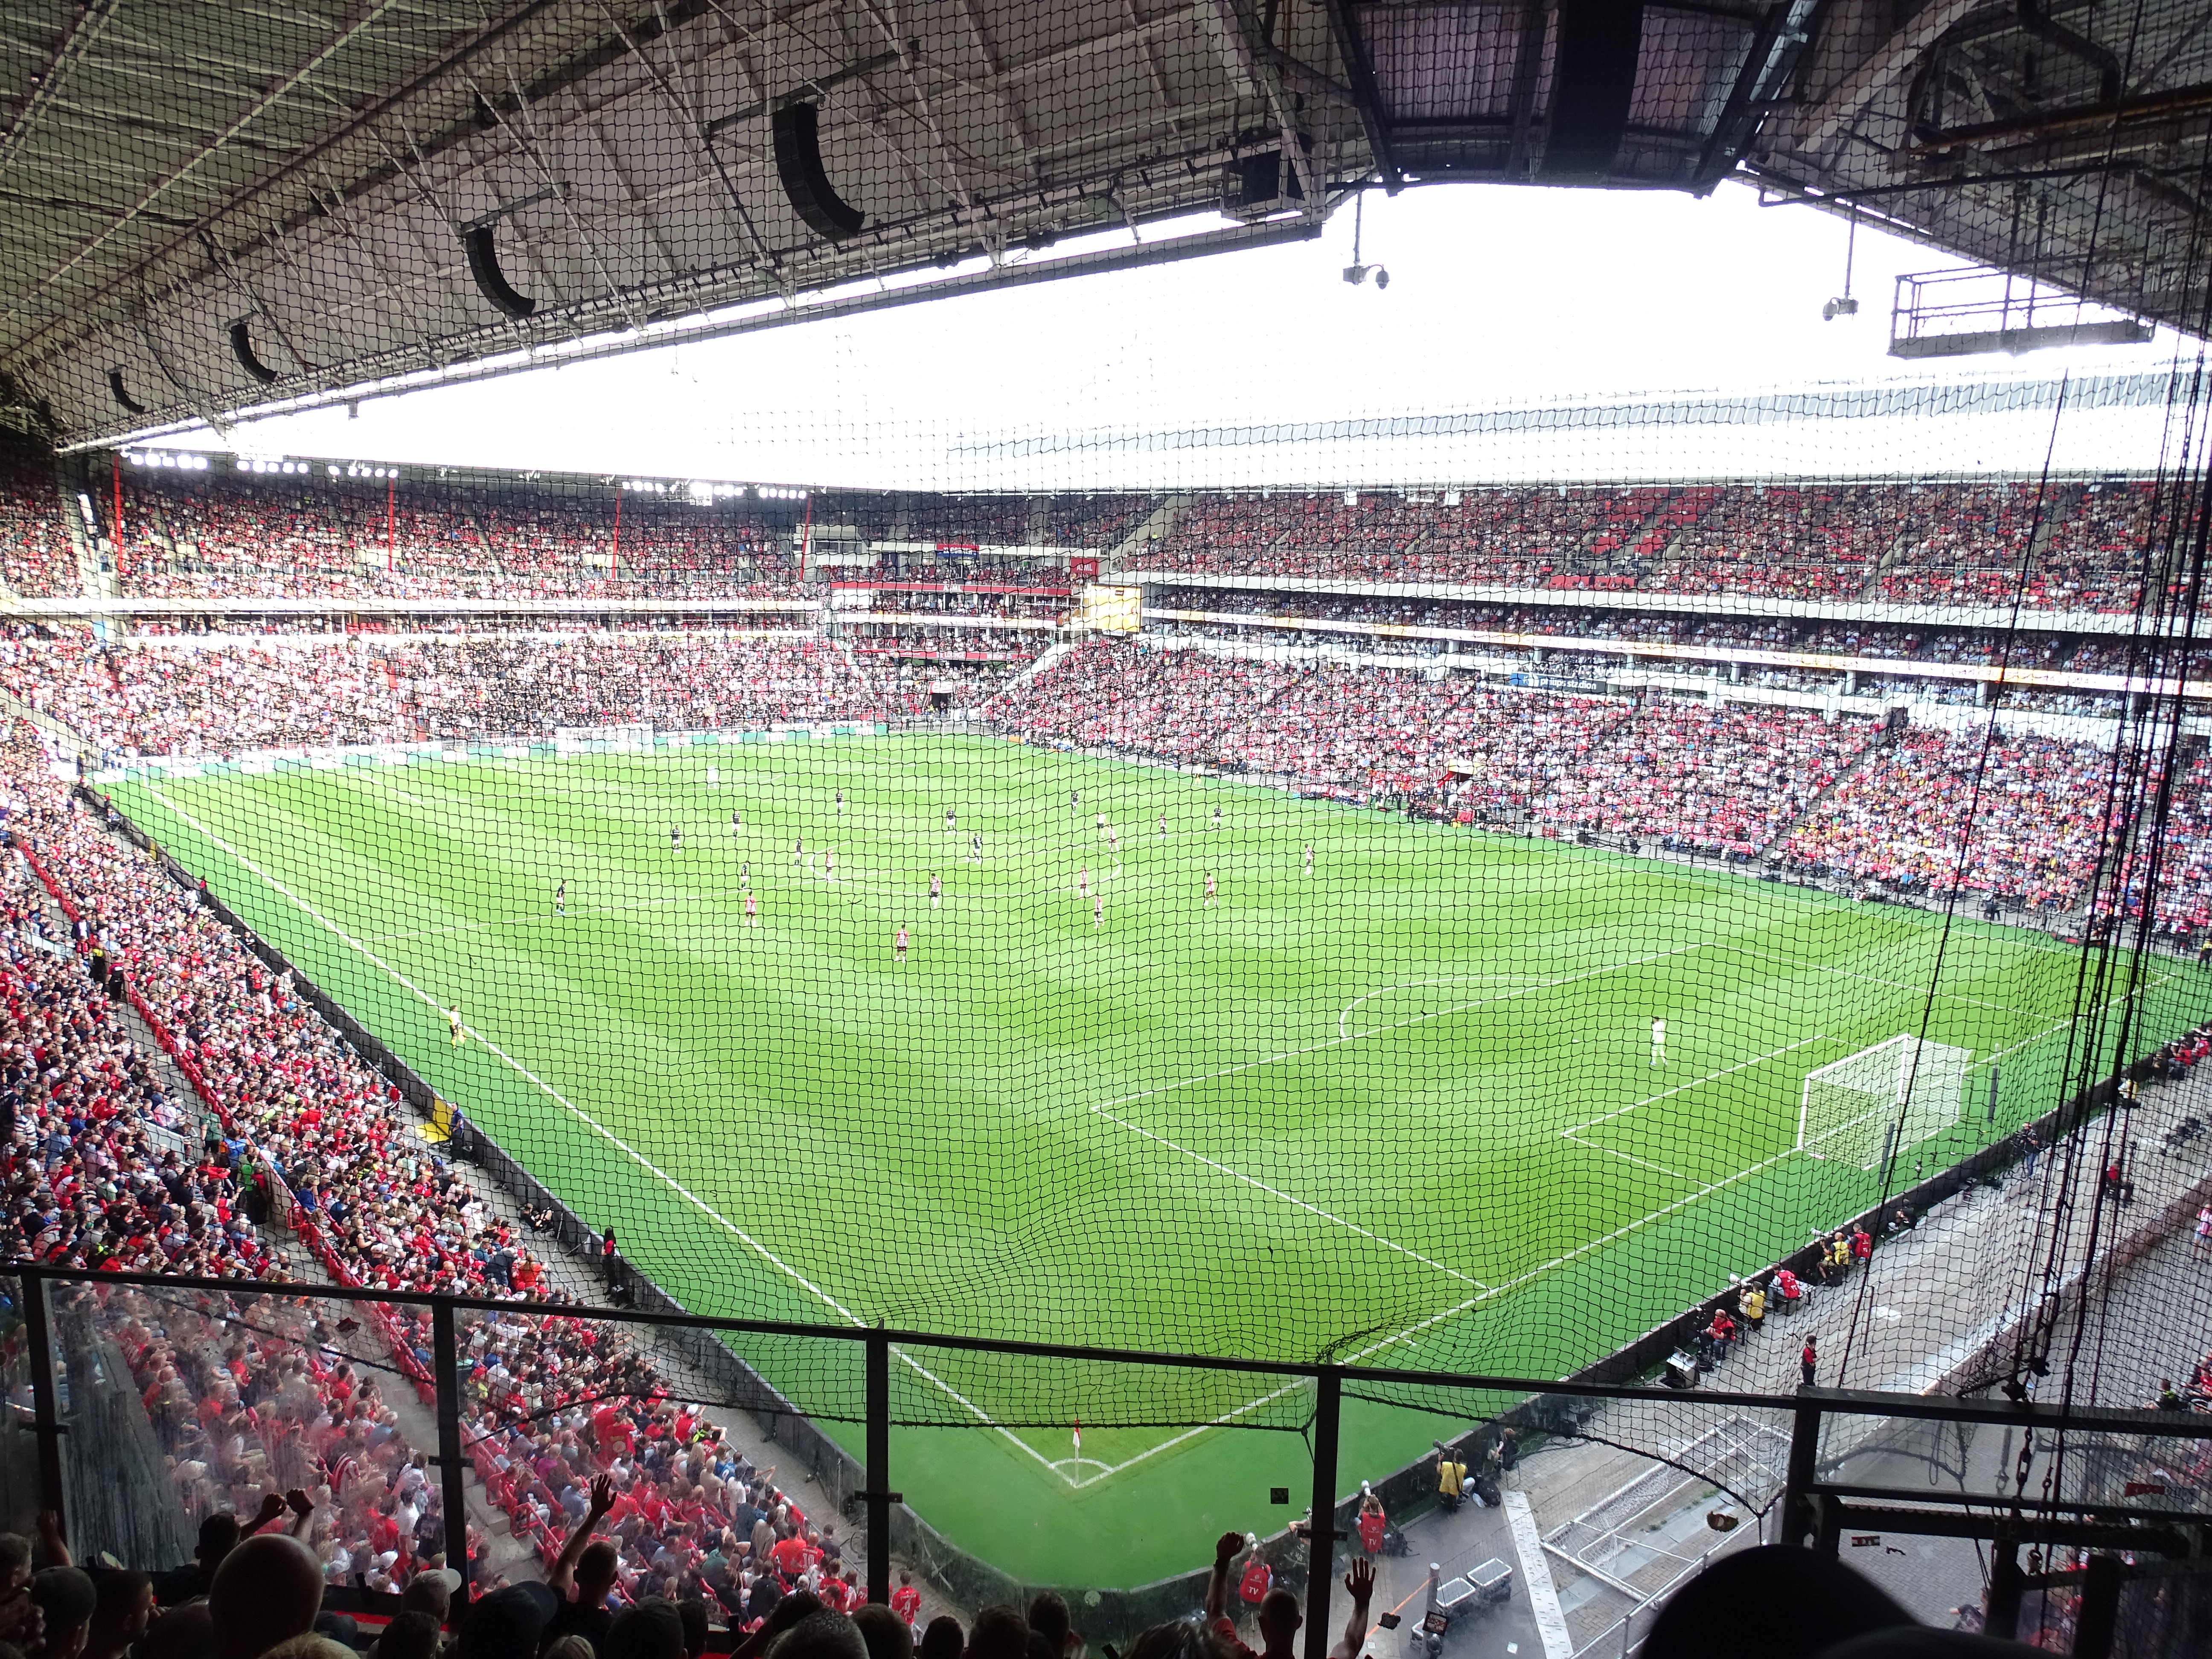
<box><xmin>171</xmin><ymin>182</ymin><xmax>2210</xmax><ymax>491</ymax></box>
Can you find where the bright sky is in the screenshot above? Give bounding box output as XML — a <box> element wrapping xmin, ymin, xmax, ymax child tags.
<box><xmin>175</xmin><ymin>180</ymin><xmax>2204</xmax><ymax>490</ymax></box>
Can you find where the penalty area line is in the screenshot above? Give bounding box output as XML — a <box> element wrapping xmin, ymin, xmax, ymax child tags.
<box><xmin>1083</xmin><ymin>944</ymin><xmax>1708</xmax><ymax>1294</ymax></box>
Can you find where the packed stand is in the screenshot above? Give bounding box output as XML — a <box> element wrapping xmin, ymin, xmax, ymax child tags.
<box><xmin>987</xmin><ymin>641</ymin><xmax>1881</xmax><ymax>852</ymax></box>
<box><xmin>109</xmin><ymin>470</ymin><xmax>813</xmax><ymax>602</ymax></box>
<box><xmin>1644</xmin><ymin>484</ymin><xmax>1915</xmax><ymax>599</ymax></box>
<box><xmin>2</xmin><ymin>738</ymin><xmax>879</xmax><ymax>1612</ymax></box>
<box><xmin>1045</xmin><ymin>494</ymin><xmax>1152</xmax><ymax>549</ymax></box>
<box><xmin>1779</xmin><ymin>729</ymin><xmax>2119</xmax><ymax>908</ymax></box>
<box><xmin>0</xmin><ymin>806</ymin><xmax>470</xmax><ymax>1586</ymax></box>
<box><xmin>0</xmin><ymin>452</ymin><xmax>77</xmax><ymax>597</ymax></box>
<box><xmin>0</xmin><ymin>633</ymin><xmax>882</xmax><ymax>759</ymax></box>
<box><xmin>392</xmin><ymin>637</ymin><xmax>876</xmax><ymax>739</ymax></box>
<box><xmin>1525</xmin><ymin>703</ymin><xmax>1878</xmax><ymax>855</ymax></box>
<box><xmin>1124</xmin><ymin>480</ymin><xmax>2175</xmax><ymax>611</ymax></box>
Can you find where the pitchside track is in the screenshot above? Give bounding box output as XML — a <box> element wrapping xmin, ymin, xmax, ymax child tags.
<box><xmin>107</xmin><ymin>736</ymin><xmax>2188</xmax><ymax>1584</ymax></box>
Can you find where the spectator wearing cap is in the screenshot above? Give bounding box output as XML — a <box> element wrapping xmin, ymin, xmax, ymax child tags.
<box><xmin>456</xmin><ymin>1583</ymin><xmax>556</xmax><ymax>1659</ymax></box>
<box><xmin>31</xmin><ymin>1567</ymin><xmax>96</xmax><ymax>1659</ymax></box>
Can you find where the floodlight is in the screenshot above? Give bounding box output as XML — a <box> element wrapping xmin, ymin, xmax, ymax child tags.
<box><xmin>1822</xmin><ymin>296</ymin><xmax>1859</xmax><ymax>321</ymax></box>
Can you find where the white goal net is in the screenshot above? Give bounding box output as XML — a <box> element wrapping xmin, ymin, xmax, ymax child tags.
<box><xmin>554</xmin><ymin>724</ymin><xmax>654</xmax><ymax>754</ymax></box>
<box><xmin>1798</xmin><ymin>1035</ymin><xmax>1971</xmax><ymax>1170</ymax></box>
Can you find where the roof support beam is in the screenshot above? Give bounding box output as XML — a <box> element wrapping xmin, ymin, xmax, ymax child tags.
<box><xmin>0</xmin><ymin>0</ymin><xmax>127</xmax><ymax>179</ymax></box>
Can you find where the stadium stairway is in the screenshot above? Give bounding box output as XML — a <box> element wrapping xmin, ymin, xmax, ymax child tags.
<box><xmin>1102</xmin><ymin>494</ymin><xmax>1184</xmax><ymax>573</ymax></box>
<box><xmin>990</xmin><ymin>639</ymin><xmax>1075</xmax><ymax>702</ymax></box>
<box><xmin>0</xmin><ymin>685</ymin><xmax>95</xmax><ymax>765</ymax></box>
<box><xmin>1752</xmin><ymin>718</ymin><xmax>1901</xmax><ymax>862</ymax></box>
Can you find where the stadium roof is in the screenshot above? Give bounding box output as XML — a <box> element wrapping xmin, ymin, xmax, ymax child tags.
<box><xmin>4</xmin><ymin>0</ymin><xmax>2209</xmax><ymax>448</ymax></box>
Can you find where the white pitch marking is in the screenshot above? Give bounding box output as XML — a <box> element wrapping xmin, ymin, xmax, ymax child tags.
<box><xmin>1337</xmin><ymin>974</ymin><xmax>1554</xmax><ymax>1042</ymax></box>
<box><xmin>143</xmin><ymin>784</ymin><xmax>1079</xmax><ymax>1486</ymax></box>
<box><xmin>1563</xmin><ymin>1035</ymin><xmax>1833</xmax><ymax>1135</ymax></box>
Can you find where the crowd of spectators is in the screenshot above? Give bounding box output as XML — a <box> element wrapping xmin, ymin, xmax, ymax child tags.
<box><xmin>1044</xmin><ymin>495</ymin><xmax>1150</xmax><ymax>549</ymax></box>
<box><xmin>0</xmin><ymin>633</ymin><xmax>883</xmax><ymax>758</ymax></box>
<box><xmin>988</xmin><ymin>643</ymin><xmax>1885</xmax><ymax>855</ymax></box>
<box><xmin>1118</xmin><ymin>481</ymin><xmax>2177</xmax><ymax>611</ymax></box>
<box><xmin>5</xmin><ymin>463</ymin><xmax>2190</xmax><ymax>616</ymax></box>
<box><xmin>392</xmin><ymin>639</ymin><xmax>874</xmax><ymax>741</ymax></box>
<box><xmin>1778</xmin><ymin>729</ymin><xmax>2119</xmax><ymax>908</ymax></box>
<box><xmin>0</xmin><ymin>455</ymin><xmax>80</xmax><ymax>597</ymax></box>
<box><xmin>831</xmin><ymin>494</ymin><xmax>1036</xmax><ymax>546</ymax></box>
<box><xmin>1141</xmin><ymin>586</ymin><xmax>2200</xmax><ymax>717</ymax></box>
<box><xmin>0</xmin><ymin>733</ymin><xmax>877</xmax><ymax>1616</ymax></box>
<box><xmin>101</xmin><ymin>473</ymin><xmax>806</xmax><ymax>603</ymax></box>
<box><xmin>986</xmin><ymin>640</ymin><xmax>2193</xmax><ymax>877</ymax></box>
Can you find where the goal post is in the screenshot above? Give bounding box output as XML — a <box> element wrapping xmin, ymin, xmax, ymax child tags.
<box><xmin>554</xmin><ymin>724</ymin><xmax>653</xmax><ymax>754</ymax></box>
<box><xmin>1798</xmin><ymin>1035</ymin><xmax>1972</xmax><ymax>1170</ymax></box>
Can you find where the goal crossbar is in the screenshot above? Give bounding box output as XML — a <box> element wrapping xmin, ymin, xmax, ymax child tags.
<box><xmin>1798</xmin><ymin>1034</ymin><xmax>1971</xmax><ymax>1171</ymax></box>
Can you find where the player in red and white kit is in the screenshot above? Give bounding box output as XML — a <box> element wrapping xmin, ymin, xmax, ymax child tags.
<box><xmin>745</xmin><ymin>891</ymin><xmax>758</xmax><ymax>927</ymax></box>
<box><xmin>1077</xmin><ymin>864</ymin><xmax>1089</xmax><ymax>899</ymax></box>
<box><xmin>891</xmin><ymin>1573</ymin><xmax>922</xmax><ymax>1625</ymax></box>
<box><xmin>1205</xmin><ymin>871</ymin><xmax>1217</xmax><ymax>908</ymax></box>
<box><xmin>895</xmin><ymin>924</ymin><xmax>908</xmax><ymax>962</ymax></box>
<box><xmin>824</xmin><ymin>848</ymin><xmax>835</xmax><ymax>882</ymax></box>
<box><xmin>929</xmin><ymin>871</ymin><xmax>942</xmax><ymax>911</ymax></box>
<box><xmin>1093</xmin><ymin>893</ymin><xmax>1103</xmax><ymax>928</ymax></box>
<box><xmin>1304</xmin><ymin>842</ymin><xmax>1313</xmax><ymax>875</ymax></box>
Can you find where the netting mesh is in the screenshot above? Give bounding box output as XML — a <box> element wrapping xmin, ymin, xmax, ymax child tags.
<box><xmin>7</xmin><ymin>0</ymin><xmax>2212</xmax><ymax>1633</ymax></box>
<box><xmin>1799</xmin><ymin>1035</ymin><xmax>1971</xmax><ymax>1170</ymax></box>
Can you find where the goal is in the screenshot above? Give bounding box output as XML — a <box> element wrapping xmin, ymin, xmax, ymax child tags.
<box><xmin>554</xmin><ymin>724</ymin><xmax>654</xmax><ymax>754</ymax></box>
<box><xmin>1797</xmin><ymin>1035</ymin><xmax>1971</xmax><ymax>1170</ymax></box>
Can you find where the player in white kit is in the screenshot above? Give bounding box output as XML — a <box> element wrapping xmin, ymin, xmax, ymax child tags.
<box><xmin>1650</xmin><ymin>1017</ymin><xmax>1667</xmax><ymax>1068</ymax></box>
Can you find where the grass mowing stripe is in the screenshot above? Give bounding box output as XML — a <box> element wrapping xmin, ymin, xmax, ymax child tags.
<box><xmin>105</xmin><ymin>737</ymin><xmax>2188</xmax><ymax>1586</ymax></box>
<box><xmin>147</xmin><ymin>783</ymin><xmax>1086</xmax><ymax>1482</ymax></box>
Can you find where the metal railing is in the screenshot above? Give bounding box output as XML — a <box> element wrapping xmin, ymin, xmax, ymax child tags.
<box><xmin>9</xmin><ymin>1262</ymin><xmax>2211</xmax><ymax>1659</ymax></box>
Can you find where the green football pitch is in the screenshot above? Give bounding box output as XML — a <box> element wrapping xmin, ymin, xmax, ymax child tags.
<box><xmin>105</xmin><ymin>735</ymin><xmax>2197</xmax><ymax>1587</ymax></box>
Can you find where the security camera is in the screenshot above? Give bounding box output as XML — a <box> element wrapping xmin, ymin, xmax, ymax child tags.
<box><xmin>1822</xmin><ymin>295</ymin><xmax>1860</xmax><ymax>321</ymax></box>
<box><xmin>1374</xmin><ymin>267</ymin><xmax>1390</xmax><ymax>291</ymax></box>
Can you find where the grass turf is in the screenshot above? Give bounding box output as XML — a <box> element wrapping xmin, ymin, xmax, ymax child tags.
<box><xmin>105</xmin><ymin>734</ymin><xmax>2196</xmax><ymax>1587</ymax></box>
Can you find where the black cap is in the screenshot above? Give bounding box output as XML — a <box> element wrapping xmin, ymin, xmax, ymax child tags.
<box><xmin>457</xmin><ymin>1582</ymin><xmax>559</xmax><ymax>1659</ymax></box>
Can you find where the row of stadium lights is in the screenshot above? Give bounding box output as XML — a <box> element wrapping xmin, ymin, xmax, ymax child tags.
<box><xmin>122</xmin><ymin>452</ymin><xmax>400</xmax><ymax>480</ymax></box>
<box><xmin>621</xmin><ymin>479</ymin><xmax>808</xmax><ymax>503</ymax></box>
<box><xmin>122</xmin><ymin>452</ymin><xmax>806</xmax><ymax>498</ymax></box>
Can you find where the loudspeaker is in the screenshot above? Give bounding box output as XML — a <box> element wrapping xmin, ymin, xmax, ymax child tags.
<box><xmin>108</xmin><ymin>369</ymin><xmax>146</xmax><ymax>415</ymax></box>
<box><xmin>463</xmin><ymin>225</ymin><xmax>537</xmax><ymax>319</ymax></box>
<box><xmin>229</xmin><ymin>321</ymin><xmax>279</xmax><ymax>384</ymax></box>
<box><xmin>773</xmin><ymin>103</ymin><xmax>864</xmax><ymax>240</ymax></box>
<box><xmin>1538</xmin><ymin>0</ymin><xmax>1645</xmax><ymax>184</ymax></box>
<box><xmin>1222</xmin><ymin>140</ymin><xmax>1309</xmax><ymax>219</ymax></box>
